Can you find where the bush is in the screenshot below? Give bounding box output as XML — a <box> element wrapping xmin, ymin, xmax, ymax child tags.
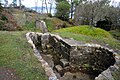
<box><xmin>55</xmin><ymin>1</ymin><xmax>70</xmax><ymax>21</ymax></box>
<box><xmin>47</xmin><ymin>13</ymin><xmax>52</xmax><ymax>18</ymax></box>
<box><xmin>68</xmin><ymin>19</ymin><xmax>74</xmax><ymax>25</ymax></box>
<box><xmin>1</xmin><ymin>15</ymin><xmax>8</xmax><ymax>21</ymax></box>
<box><xmin>96</xmin><ymin>20</ymin><xmax>112</xmax><ymax>31</ymax></box>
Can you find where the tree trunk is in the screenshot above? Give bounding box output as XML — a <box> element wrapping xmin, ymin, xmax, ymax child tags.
<box><xmin>45</xmin><ymin>0</ymin><xmax>48</xmax><ymax>13</ymax></box>
<box><xmin>19</xmin><ymin>0</ymin><xmax>22</xmax><ymax>9</ymax></box>
<box><xmin>70</xmin><ymin>0</ymin><xmax>74</xmax><ymax>19</ymax></box>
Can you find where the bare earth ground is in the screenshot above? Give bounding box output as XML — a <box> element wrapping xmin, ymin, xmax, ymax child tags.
<box><xmin>0</xmin><ymin>67</ymin><xmax>20</xmax><ymax>80</ymax></box>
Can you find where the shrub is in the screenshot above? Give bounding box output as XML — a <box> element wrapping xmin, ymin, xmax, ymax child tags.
<box><xmin>1</xmin><ymin>15</ymin><xmax>8</xmax><ymax>21</ymax></box>
<box><xmin>96</xmin><ymin>19</ymin><xmax>112</xmax><ymax>31</ymax></box>
<box><xmin>47</xmin><ymin>13</ymin><xmax>52</xmax><ymax>18</ymax></box>
<box><xmin>68</xmin><ymin>19</ymin><xmax>74</xmax><ymax>25</ymax></box>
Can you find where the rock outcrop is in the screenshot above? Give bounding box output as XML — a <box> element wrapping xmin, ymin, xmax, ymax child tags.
<box><xmin>35</xmin><ymin>20</ymin><xmax>48</xmax><ymax>33</ymax></box>
<box><xmin>0</xmin><ymin>8</ymin><xmax>22</xmax><ymax>31</ymax></box>
<box><xmin>26</xmin><ymin>32</ymin><xmax>116</xmax><ymax>80</ymax></box>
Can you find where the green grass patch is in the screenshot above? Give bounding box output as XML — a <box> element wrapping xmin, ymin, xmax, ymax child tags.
<box><xmin>109</xmin><ymin>30</ymin><xmax>120</xmax><ymax>40</ymax></box>
<box><xmin>53</xmin><ymin>25</ymin><xmax>120</xmax><ymax>50</ymax></box>
<box><xmin>23</xmin><ymin>22</ymin><xmax>36</xmax><ymax>31</ymax></box>
<box><xmin>45</xmin><ymin>19</ymin><xmax>54</xmax><ymax>32</ymax></box>
<box><xmin>55</xmin><ymin>25</ymin><xmax>112</xmax><ymax>38</ymax></box>
<box><xmin>0</xmin><ymin>31</ymin><xmax>47</xmax><ymax>80</ymax></box>
<box><xmin>45</xmin><ymin>18</ymin><xmax>72</xmax><ymax>32</ymax></box>
<box><xmin>23</xmin><ymin>22</ymin><xmax>41</xmax><ymax>32</ymax></box>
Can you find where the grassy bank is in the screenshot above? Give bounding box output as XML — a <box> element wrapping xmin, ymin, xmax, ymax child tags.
<box><xmin>0</xmin><ymin>31</ymin><xmax>47</xmax><ymax>80</ymax></box>
<box><xmin>54</xmin><ymin>25</ymin><xmax>120</xmax><ymax>50</ymax></box>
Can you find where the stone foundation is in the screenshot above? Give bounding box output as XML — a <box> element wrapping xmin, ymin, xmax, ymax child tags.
<box><xmin>26</xmin><ymin>32</ymin><xmax>116</xmax><ymax>80</ymax></box>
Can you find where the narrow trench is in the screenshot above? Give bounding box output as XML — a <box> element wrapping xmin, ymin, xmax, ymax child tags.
<box><xmin>26</xmin><ymin>32</ymin><xmax>116</xmax><ymax>80</ymax></box>
<box><xmin>26</xmin><ymin>32</ymin><xmax>58</xmax><ymax>80</ymax></box>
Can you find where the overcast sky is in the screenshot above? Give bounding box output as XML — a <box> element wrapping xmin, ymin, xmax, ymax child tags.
<box><xmin>7</xmin><ymin>0</ymin><xmax>56</xmax><ymax>7</ymax></box>
<box><xmin>6</xmin><ymin>0</ymin><xmax>120</xmax><ymax>7</ymax></box>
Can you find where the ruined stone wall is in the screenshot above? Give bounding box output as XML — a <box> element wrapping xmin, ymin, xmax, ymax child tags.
<box><xmin>27</xmin><ymin>32</ymin><xmax>116</xmax><ymax>80</ymax></box>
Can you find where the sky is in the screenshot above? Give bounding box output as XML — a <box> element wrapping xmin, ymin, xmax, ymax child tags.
<box><xmin>23</xmin><ymin>0</ymin><xmax>120</xmax><ymax>7</ymax></box>
<box><xmin>5</xmin><ymin>0</ymin><xmax>120</xmax><ymax>7</ymax></box>
<box><xmin>6</xmin><ymin>0</ymin><xmax>56</xmax><ymax>7</ymax></box>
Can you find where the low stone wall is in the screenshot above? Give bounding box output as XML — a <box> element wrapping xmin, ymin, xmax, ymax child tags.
<box><xmin>27</xmin><ymin>32</ymin><xmax>117</xmax><ymax>80</ymax></box>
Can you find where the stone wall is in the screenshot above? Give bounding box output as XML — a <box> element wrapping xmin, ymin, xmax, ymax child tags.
<box><xmin>27</xmin><ymin>32</ymin><xmax>116</xmax><ymax>80</ymax></box>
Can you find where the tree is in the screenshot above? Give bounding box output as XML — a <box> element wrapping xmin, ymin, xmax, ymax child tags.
<box><xmin>70</xmin><ymin>0</ymin><xmax>74</xmax><ymax>19</ymax></box>
<box><xmin>0</xmin><ymin>0</ymin><xmax>2</xmax><ymax>7</ymax></box>
<box><xmin>19</xmin><ymin>0</ymin><xmax>22</xmax><ymax>9</ymax></box>
<box><xmin>48</xmin><ymin>0</ymin><xmax>54</xmax><ymax>14</ymax></box>
<box><xmin>41</xmin><ymin>0</ymin><xmax>48</xmax><ymax>13</ymax></box>
<box><xmin>74</xmin><ymin>0</ymin><xmax>112</xmax><ymax>26</ymax></box>
<box><xmin>35</xmin><ymin>0</ymin><xmax>38</xmax><ymax>11</ymax></box>
<box><xmin>4</xmin><ymin>0</ymin><xmax>8</xmax><ymax>7</ymax></box>
<box><xmin>45</xmin><ymin>0</ymin><xmax>48</xmax><ymax>13</ymax></box>
<box><xmin>0</xmin><ymin>2</ymin><xmax>3</xmax><ymax>11</ymax></box>
<box><xmin>12</xmin><ymin>0</ymin><xmax>17</xmax><ymax>7</ymax></box>
<box><xmin>55</xmin><ymin>0</ymin><xmax>65</xmax><ymax>2</ymax></box>
<box><xmin>10</xmin><ymin>0</ymin><xmax>23</xmax><ymax>8</ymax></box>
<box><xmin>55</xmin><ymin>1</ymin><xmax>70</xmax><ymax>21</ymax></box>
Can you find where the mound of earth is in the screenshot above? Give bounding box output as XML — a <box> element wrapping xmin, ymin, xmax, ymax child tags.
<box><xmin>0</xmin><ymin>6</ymin><xmax>22</xmax><ymax>31</ymax></box>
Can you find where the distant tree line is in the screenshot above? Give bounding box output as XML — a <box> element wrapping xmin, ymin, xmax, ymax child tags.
<box><xmin>55</xmin><ymin>0</ymin><xmax>120</xmax><ymax>30</ymax></box>
<box><xmin>0</xmin><ymin>0</ymin><xmax>23</xmax><ymax>9</ymax></box>
<box><xmin>0</xmin><ymin>0</ymin><xmax>120</xmax><ymax>30</ymax></box>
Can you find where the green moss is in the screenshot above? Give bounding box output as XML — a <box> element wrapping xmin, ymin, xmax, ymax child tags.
<box><xmin>55</xmin><ymin>25</ymin><xmax>112</xmax><ymax>38</ymax></box>
<box><xmin>53</xmin><ymin>25</ymin><xmax>120</xmax><ymax>50</ymax></box>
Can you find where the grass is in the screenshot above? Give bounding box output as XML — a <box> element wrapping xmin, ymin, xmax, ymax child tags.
<box><xmin>45</xmin><ymin>19</ymin><xmax>54</xmax><ymax>32</ymax></box>
<box><xmin>109</xmin><ymin>30</ymin><xmax>120</xmax><ymax>40</ymax></box>
<box><xmin>55</xmin><ymin>25</ymin><xmax>112</xmax><ymax>38</ymax></box>
<box><xmin>0</xmin><ymin>27</ymin><xmax>119</xmax><ymax>80</ymax></box>
<box><xmin>53</xmin><ymin>25</ymin><xmax>120</xmax><ymax>79</ymax></box>
<box><xmin>0</xmin><ymin>31</ymin><xmax>47</xmax><ymax>80</ymax></box>
<box><xmin>23</xmin><ymin>22</ymin><xmax>36</xmax><ymax>31</ymax></box>
<box><xmin>45</xmin><ymin>18</ymin><xmax>72</xmax><ymax>32</ymax></box>
<box><xmin>53</xmin><ymin>25</ymin><xmax>120</xmax><ymax>50</ymax></box>
<box><xmin>23</xmin><ymin>22</ymin><xmax>42</xmax><ymax>32</ymax></box>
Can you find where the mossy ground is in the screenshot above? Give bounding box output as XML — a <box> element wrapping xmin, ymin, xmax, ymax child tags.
<box><xmin>54</xmin><ymin>25</ymin><xmax>120</xmax><ymax>50</ymax></box>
